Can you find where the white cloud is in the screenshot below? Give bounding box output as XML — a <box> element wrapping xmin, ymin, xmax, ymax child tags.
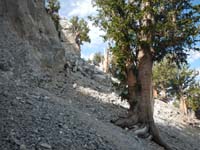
<box><xmin>81</xmin><ymin>21</ymin><xmax>107</xmax><ymax>59</ymax></box>
<box><xmin>188</xmin><ymin>50</ymin><xmax>200</xmax><ymax>63</ymax></box>
<box><xmin>81</xmin><ymin>53</ymin><xmax>90</xmax><ymax>60</ymax></box>
<box><xmin>87</xmin><ymin>21</ymin><xmax>105</xmax><ymax>46</ymax></box>
<box><xmin>68</xmin><ymin>0</ymin><xmax>97</xmax><ymax>18</ymax></box>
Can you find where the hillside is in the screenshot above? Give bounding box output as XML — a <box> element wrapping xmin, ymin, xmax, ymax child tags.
<box><xmin>0</xmin><ymin>1</ymin><xmax>200</xmax><ymax>150</ymax></box>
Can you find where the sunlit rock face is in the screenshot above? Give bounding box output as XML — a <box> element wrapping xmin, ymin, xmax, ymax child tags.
<box><xmin>0</xmin><ymin>0</ymin><xmax>65</xmax><ymax>71</ymax></box>
<box><xmin>59</xmin><ymin>18</ymin><xmax>80</xmax><ymax>57</ymax></box>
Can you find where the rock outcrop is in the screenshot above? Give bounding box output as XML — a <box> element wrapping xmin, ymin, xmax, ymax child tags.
<box><xmin>59</xmin><ymin>18</ymin><xmax>80</xmax><ymax>56</ymax></box>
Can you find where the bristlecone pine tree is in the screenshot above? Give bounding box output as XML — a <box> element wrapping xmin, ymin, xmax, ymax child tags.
<box><xmin>167</xmin><ymin>64</ymin><xmax>199</xmax><ymax>115</ymax></box>
<box><xmin>93</xmin><ymin>52</ymin><xmax>104</xmax><ymax>65</ymax></box>
<box><xmin>153</xmin><ymin>56</ymin><xmax>177</xmax><ymax>97</ymax></box>
<box><xmin>91</xmin><ymin>0</ymin><xmax>200</xmax><ymax>149</ymax></box>
<box><xmin>69</xmin><ymin>16</ymin><xmax>91</xmax><ymax>50</ymax></box>
<box><xmin>153</xmin><ymin>58</ymin><xmax>199</xmax><ymax>114</ymax></box>
<box><xmin>187</xmin><ymin>83</ymin><xmax>200</xmax><ymax>112</ymax></box>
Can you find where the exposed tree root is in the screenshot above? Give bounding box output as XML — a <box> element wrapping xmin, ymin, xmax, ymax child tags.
<box><xmin>134</xmin><ymin>125</ymin><xmax>149</xmax><ymax>138</ymax></box>
<box><xmin>111</xmin><ymin>115</ymin><xmax>173</xmax><ymax>150</ymax></box>
<box><xmin>150</xmin><ymin>123</ymin><xmax>174</xmax><ymax>150</ymax></box>
<box><xmin>128</xmin><ymin>124</ymin><xmax>140</xmax><ymax>130</ymax></box>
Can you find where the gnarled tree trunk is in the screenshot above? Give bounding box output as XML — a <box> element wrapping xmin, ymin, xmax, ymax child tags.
<box><xmin>112</xmin><ymin>49</ymin><xmax>171</xmax><ymax>150</ymax></box>
<box><xmin>112</xmin><ymin>1</ymin><xmax>171</xmax><ymax>149</ymax></box>
<box><xmin>126</xmin><ymin>63</ymin><xmax>138</xmax><ymax>111</ymax></box>
<box><xmin>137</xmin><ymin>49</ymin><xmax>171</xmax><ymax>149</ymax></box>
<box><xmin>137</xmin><ymin>50</ymin><xmax>153</xmax><ymax>123</ymax></box>
<box><xmin>179</xmin><ymin>96</ymin><xmax>188</xmax><ymax>115</ymax></box>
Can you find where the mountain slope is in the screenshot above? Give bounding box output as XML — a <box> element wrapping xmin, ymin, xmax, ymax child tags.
<box><xmin>0</xmin><ymin>1</ymin><xmax>199</xmax><ymax>150</ymax></box>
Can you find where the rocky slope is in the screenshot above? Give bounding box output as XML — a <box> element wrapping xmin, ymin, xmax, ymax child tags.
<box><xmin>0</xmin><ymin>1</ymin><xmax>200</xmax><ymax>150</ymax></box>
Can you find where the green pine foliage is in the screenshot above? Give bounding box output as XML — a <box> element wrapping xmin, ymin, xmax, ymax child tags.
<box><xmin>92</xmin><ymin>0</ymin><xmax>200</xmax><ymax>62</ymax></box>
<box><xmin>153</xmin><ymin>58</ymin><xmax>200</xmax><ymax>111</ymax></box>
<box><xmin>187</xmin><ymin>83</ymin><xmax>200</xmax><ymax>111</ymax></box>
<box><xmin>168</xmin><ymin>65</ymin><xmax>198</xmax><ymax>99</ymax></box>
<box><xmin>91</xmin><ymin>0</ymin><xmax>200</xmax><ymax>99</ymax></box>
<box><xmin>92</xmin><ymin>1</ymin><xmax>200</xmax><ymax>54</ymax></box>
<box><xmin>153</xmin><ymin>56</ymin><xmax>177</xmax><ymax>92</ymax></box>
<box><xmin>69</xmin><ymin>16</ymin><xmax>91</xmax><ymax>46</ymax></box>
<box><xmin>93</xmin><ymin>52</ymin><xmax>104</xmax><ymax>65</ymax></box>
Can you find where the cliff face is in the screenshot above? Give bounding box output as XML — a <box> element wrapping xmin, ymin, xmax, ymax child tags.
<box><xmin>0</xmin><ymin>0</ymin><xmax>65</xmax><ymax>72</ymax></box>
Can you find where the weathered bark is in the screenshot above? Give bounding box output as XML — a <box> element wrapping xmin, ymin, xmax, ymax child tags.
<box><xmin>75</xmin><ymin>32</ymin><xmax>81</xmax><ymax>51</ymax></box>
<box><xmin>179</xmin><ymin>96</ymin><xmax>188</xmax><ymax>115</ymax></box>
<box><xmin>126</xmin><ymin>63</ymin><xmax>138</xmax><ymax>111</ymax></box>
<box><xmin>137</xmin><ymin>49</ymin><xmax>172</xmax><ymax>150</ymax></box>
<box><xmin>112</xmin><ymin>50</ymin><xmax>172</xmax><ymax>150</ymax></box>
<box><xmin>137</xmin><ymin>50</ymin><xmax>153</xmax><ymax>122</ymax></box>
<box><xmin>103</xmin><ymin>48</ymin><xmax>110</xmax><ymax>73</ymax></box>
<box><xmin>110</xmin><ymin>61</ymin><xmax>140</xmax><ymax>128</ymax></box>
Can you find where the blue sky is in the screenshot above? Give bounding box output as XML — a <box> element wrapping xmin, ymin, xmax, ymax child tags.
<box><xmin>59</xmin><ymin>0</ymin><xmax>200</xmax><ymax>78</ymax></box>
<box><xmin>59</xmin><ymin>0</ymin><xmax>106</xmax><ymax>60</ymax></box>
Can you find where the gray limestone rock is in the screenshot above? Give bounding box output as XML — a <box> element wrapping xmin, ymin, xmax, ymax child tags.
<box><xmin>59</xmin><ymin>18</ymin><xmax>80</xmax><ymax>56</ymax></box>
<box><xmin>0</xmin><ymin>0</ymin><xmax>65</xmax><ymax>71</ymax></box>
